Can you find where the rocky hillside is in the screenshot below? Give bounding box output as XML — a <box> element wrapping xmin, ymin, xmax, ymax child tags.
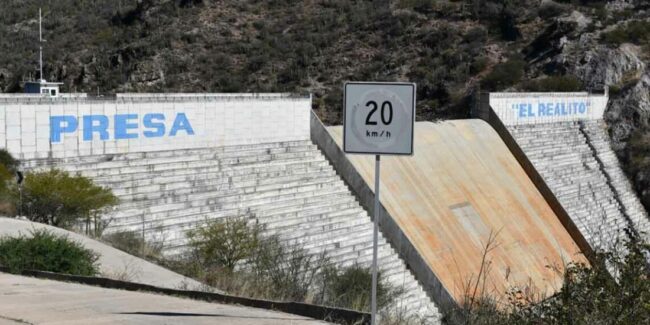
<box><xmin>0</xmin><ymin>0</ymin><xmax>649</xmax><ymax>208</ymax></box>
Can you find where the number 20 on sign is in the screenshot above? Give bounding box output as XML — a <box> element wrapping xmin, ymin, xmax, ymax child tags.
<box><xmin>343</xmin><ymin>82</ymin><xmax>416</xmax><ymax>155</ymax></box>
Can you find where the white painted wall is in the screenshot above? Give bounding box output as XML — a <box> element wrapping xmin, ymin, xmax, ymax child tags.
<box><xmin>0</xmin><ymin>94</ymin><xmax>311</xmax><ymax>160</ymax></box>
<box><xmin>489</xmin><ymin>92</ymin><xmax>608</xmax><ymax>126</ymax></box>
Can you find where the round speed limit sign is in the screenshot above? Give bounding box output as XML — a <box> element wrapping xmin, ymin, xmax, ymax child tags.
<box><xmin>343</xmin><ymin>82</ymin><xmax>416</xmax><ymax>155</ymax></box>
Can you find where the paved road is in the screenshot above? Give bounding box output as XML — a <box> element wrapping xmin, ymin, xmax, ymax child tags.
<box><xmin>0</xmin><ymin>273</ymin><xmax>329</xmax><ymax>325</ymax></box>
<box><xmin>0</xmin><ymin>217</ymin><xmax>205</xmax><ymax>291</ymax></box>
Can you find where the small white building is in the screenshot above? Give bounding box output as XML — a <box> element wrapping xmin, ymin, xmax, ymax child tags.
<box><xmin>24</xmin><ymin>79</ymin><xmax>63</xmax><ymax>97</ymax></box>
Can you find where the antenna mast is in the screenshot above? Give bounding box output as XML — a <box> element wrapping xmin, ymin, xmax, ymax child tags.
<box><xmin>39</xmin><ymin>8</ymin><xmax>43</xmax><ymax>82</ymax></box>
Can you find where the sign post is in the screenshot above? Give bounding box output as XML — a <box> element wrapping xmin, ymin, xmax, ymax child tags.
<box><xmin>343</xmin><ymin>82</ymin><xmax>415</xmax><ymax>324</ymax></box>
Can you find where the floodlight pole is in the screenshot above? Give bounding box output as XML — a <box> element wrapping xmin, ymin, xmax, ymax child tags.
<box><xmin>371</xmin><ymin>154</ymin><xmax>380</xmax><ymax>325</ymax></box>
<box><xmin>39</xmin><ymin>8</ymin><xmax>43</xmax><ymax>81</ymax></box>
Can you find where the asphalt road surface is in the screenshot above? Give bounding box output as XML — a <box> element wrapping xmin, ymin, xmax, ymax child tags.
<box><xmin>0</xmin><ymin>273</ymin><xmax>330</xmax><ymax>325</ymax></box>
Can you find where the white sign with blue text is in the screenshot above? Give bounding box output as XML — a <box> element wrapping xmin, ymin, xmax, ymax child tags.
<box><xmin>489</xmin><ymin>92</ymin><xmax>608</xmax><ymax>126</ymax></box>
<box><xmin>0</xmin><ymin>94</ymin><xmax>311</xmax><ymax>160</ymax></box>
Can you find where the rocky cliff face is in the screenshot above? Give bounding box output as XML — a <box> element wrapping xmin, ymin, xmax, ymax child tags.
<box><xmin>523</xmin><ymin>1</ymin><xmax>649</xmax><ymax>209</ymax></box>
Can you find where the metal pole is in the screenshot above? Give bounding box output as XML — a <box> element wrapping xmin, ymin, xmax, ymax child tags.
<box><xmin>18</xmin><ymin>186</ymin><xmax>22</xmax><ymax>217</ymax></box>
<box><xmin>39</xmin><ymin>8</ymin><xmax>43</xmax><ymax>81</ymax></box>
<box><xmin>142</xmin><ymin>214</ymin><xmax>146</xmax><ymax>256</ymax></box>
<box><xmin>371</xmin><ymin>154</ymin><xmax>380</xmax><ymax>325</ymax></box>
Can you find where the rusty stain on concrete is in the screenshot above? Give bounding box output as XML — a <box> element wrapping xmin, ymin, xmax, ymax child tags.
<box><xmin>328</xmin><ymin>120</ymin><xmax>586</xmax><ymax>304</ymax></box>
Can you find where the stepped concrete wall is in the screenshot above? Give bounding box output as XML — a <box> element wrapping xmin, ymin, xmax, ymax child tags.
<box><xmin>508</xmin><ymin>122</ymin><xmax>650</xmax><ymax>249</ymax></box>
<box><xmin>479</xmin><ymin>92</ymin><xmax>650</xmax><ymax>252</ymax></box>
<box><xmin>12</xmin><ymin>94</ymin><xmax>441</xmax><ymax>322</ymax></box>
<box><xmin>0</xmin><ymin>93</ymin><xmax>310</xmax><ymax>160</ymax></box>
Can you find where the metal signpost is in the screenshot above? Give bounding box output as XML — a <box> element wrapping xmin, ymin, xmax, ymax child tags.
<box><xmin>16</xmin><ymin>171</ymin><xmax>23</xmax><ymax>217</ymax></box>
<box><xmin>343</xmin><ymin>82</ymin><xmax>415</xmax><ymax>325</ymax></box>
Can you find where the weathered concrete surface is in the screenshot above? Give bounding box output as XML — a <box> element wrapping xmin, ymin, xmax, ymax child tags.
<box><xmin>0</xmin><ymin>217</ymin><xmax>204</xmax><ymax>291</ymax></box>
<box><xmin>327</xmin><ymin>120</ymin><xmax>587</xmax><ymax>303</ymax></box>
<box><xmin>0</xmin><ymin>272</ymin><xmax>328</xmax><ymax>325</ymax></box>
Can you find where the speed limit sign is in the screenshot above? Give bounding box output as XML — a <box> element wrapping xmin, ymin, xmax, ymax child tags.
<box><xmin>342</xmin><ymin>81</ymin><xmax>416</xmax><ymax>325</ymax></box>
<box><xmin>343</xmin><ymin>82</ymin><xmax>415</xmax><ymax>155</ymax></box>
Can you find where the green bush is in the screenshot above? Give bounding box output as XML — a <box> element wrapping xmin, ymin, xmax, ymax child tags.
<box><xmin>318</xmin><ymin>264</ymin><xmax>400</xmax><ymax>312</ymax></box>
<box><xmin>17</xmin><ymin>169</ymin><xmax>118</xmax><ymax>236</ymax></box>
<box><xmin>538</xmin><ymin>1</ymin><xmax>566</xmax><ymax>19</ymax></box>
<box><xmin>102</xmin><ymin>230</ymin><xmax>162</xmax><ymax>259</ymax></box>
<box><xmin>178</xmin><ymin>219</ymin><xmax>324</xmax><ymax>301</ymax></box>
<box><xmin>250</xmin><ymin>235</ymin><xmax>325</xmax><ymax>302</ymax></box>
<box><xmin>178</xmin><ymin>218</ymin><xmax>404</xmax><ymax>310</ymax></box>
<box><xmin>470</xmin><ymin>56</ymin><xmax>489</xmax><ymax>75</ymax></box>
<box><xmin>481</xmin><ymin>59</ymin><xmax>526</xmax><ymax>91</ymax></box>
<box><xmin>0</xmin><ymin>229</ymin><xmax>99</xmax><ymax>275</ymax></box>
<box><xmin>186</xmin><ymin>217</ymin><xmax>260</xmax><ymax>271</ymax></box>
<box><xmin>0</xmin><ymin>149</ymin><xmax>18</xmax><ymax>173</ymax></box>
<box><xmin>398</xmin><ymin>0</ymin><xmax>437</xmax><ymax>13</ymax></box>
<box><xmin>0</xmin><ymin>149</ymin><xmax>17</xmax><ymax>198</ymax></box>
<box><xmin>522</xmin><ymin>75</ymin><xmax>583</xmax><ymax>92</ymax></box>
<box><xmin>602</xmin><ymin>20</ymin><xmax>650</xmax><ymax>46</ymax></box>
<box><xmin>0</xmin><ymin>149</ymin><xmax>18</xmax><ymax>215</ymax></box>
<box><xmin>463</xmin><ymin>236</ymin><xmax>650</xmax><ymax>324</ymax></box>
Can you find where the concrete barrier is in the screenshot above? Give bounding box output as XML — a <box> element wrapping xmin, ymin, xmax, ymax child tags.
<box><xmin>0</xmin><ymin>266</ymin><xmax>370</xmax><ymax>325</ymax></box>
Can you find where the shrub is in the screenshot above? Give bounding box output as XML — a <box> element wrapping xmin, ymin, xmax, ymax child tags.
<box><xmin>537</xmin><ymin>1</ymin><xmax>566</xmax><ymax>19</ymax></box>
<box><xmin>18</xmin><ymin>169</ymin><xmax>118</xmax><ymax>235</ymax></box>
<box><xmin>186</xmin><ymin>217</ymin><xmax>260</xmax><ymax>271</ymax></box>
<box><xmin>317</xmin><ymin>264</ymin><xmax>401</xmax><ymax>312</ymax></box>
<box><xmin>102</xmin><ymin>230</ymin><xmax>163</xmax><ymax>259</ymax></box>
<box><xmin>0</xmin><ymin>149</ymin><xmax>18</xmax><ymax>172</ymax></box>
<box><xmin>481</xmin><ymin>59</ymin><xmax>526</xmax><ymax>91</ymax></box>
<box><xmin>522</xmin><ymin>75</ymin><xmax>583</xmax><ymax>92</ymax></box>
<box><xmin>470</xmin><ymin>56</ymin><xmax>489</xmax><ymax>75</ymax></box>
<box><xmin>179</xmin><ymin>218</ymin><xmax>405</xmax><ymax>311</ymax></box>
<box><xmin>251</xmin><ymin>235</ymin><xmax>326</xmax><ymax>302</ymax></box>
<box><xmin>602</xmin><ymin>20</ymin><xmax>650</xmax><ymax>46</ymax></box>
<box><xmin>398</xmin><ymin>0</ymin><xmax>437</xmax><ymax>14</ymax></box>
<box><xmin>0</xmin><ymin>149</ymin><xmax>17</xmax><ymax>201</ymax></box>
<box><xmin>462</xmin><ymin>235</ymin><xmax>650</xmax><ymax>324</ymax></box>
<box><xmin>178</xmin><ymin>219</ymin><xmax>327</xmax><ymax>301</ymax></box>
<box><xmin>0</xmin><ymin>150</ymin><xmax>18</xmax><ymax>215</ymax></box>
<box><xmin>0</xmin><ymin>229</ymin><xmax>99</xmax><ymax>275</ymax></box>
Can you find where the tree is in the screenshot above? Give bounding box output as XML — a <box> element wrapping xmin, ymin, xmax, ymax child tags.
<box><xmin>18</xmin><ymin>169</ymin><xmax>118</xmax><ymax>235</ymax></box>
<box><xmin>186</xmin><ymin>217</ymin><xmax>260</xmax><ymax>271</ymax></box>
<box><xmin>0</xmin><ymin>149</ymin><xmax>18</xmax><ymax>213</ymax></box>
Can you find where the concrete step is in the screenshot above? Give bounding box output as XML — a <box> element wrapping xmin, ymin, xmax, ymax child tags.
<box><xmin>74</xmin><ymin>150</ymin><xmax>324</xmax><ymax>178</ymax></box>
<box><xmin>115</xmin><ymin>166</ymin><xmax>338</xmax><ymax>208</ymax></box>
<box><xmin>21</xmin><ymin>140</ymin><xmax>315</xmax><ymax>168</ymax></box>
<box><xmin>112</xmin><ymin>188</ymin><xmax>355</xmax><ymax>230</ymax></box>
<box><xmin>96</xmin><ymin>159</ymin><xmax>330</xmax><ymax>189</ymax></box>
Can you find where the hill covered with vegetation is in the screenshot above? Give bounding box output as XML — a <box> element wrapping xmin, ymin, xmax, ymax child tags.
<box><xmin>0</xmin><ymin>0</ymin><xmax>649</xmax><ymax>207</ymax></box>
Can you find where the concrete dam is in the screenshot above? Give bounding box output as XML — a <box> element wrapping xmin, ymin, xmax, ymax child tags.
<box><xmin>3</xmin><ymin>91</ymin><xmax>648</xmax><ymax>322</ymax></box>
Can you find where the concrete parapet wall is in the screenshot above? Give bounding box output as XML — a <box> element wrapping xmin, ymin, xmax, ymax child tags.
<box><xmin>0</xmin><ymin>93</ymin><xmax>310</xmax><ymax>160</ymax></box>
